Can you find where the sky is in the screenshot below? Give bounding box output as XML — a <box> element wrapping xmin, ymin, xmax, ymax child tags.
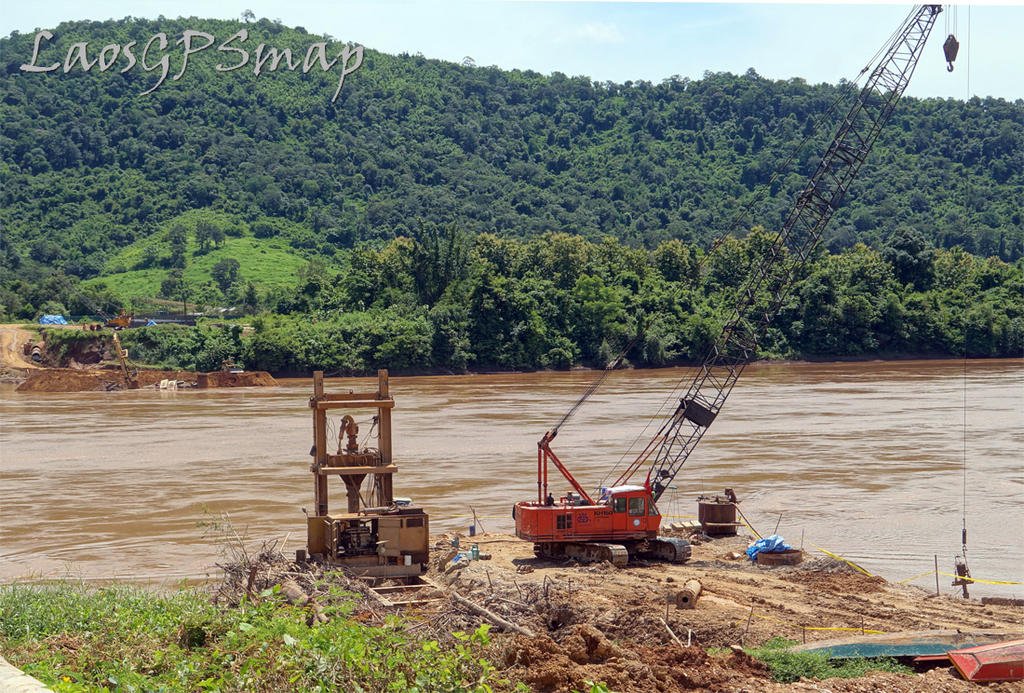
<box><xmin>2</xmin><ymin>1</ymin><xmax>1022</xmax><ymax>100</ymax></box>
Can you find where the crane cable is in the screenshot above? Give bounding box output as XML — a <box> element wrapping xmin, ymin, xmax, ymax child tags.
<box><xmin>958</xmin><ymin>4</ymin><xmax>972</xmax><ymax>577</ymax></box>
<box><xmin>549</xmin><ymin>329</ymin><xmax>643</xmax><ymax>438</ymax></box>
<box><xmin>600</xmin><ymin>5</ymin><xmax>920</xmax><ymax>489</ymax></box>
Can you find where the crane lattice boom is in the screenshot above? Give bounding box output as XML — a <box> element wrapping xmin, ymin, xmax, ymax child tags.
<box><xmin>613</xmin><ymin>5</ymin><xmax>944</xmax><ymax>501</ymax></box>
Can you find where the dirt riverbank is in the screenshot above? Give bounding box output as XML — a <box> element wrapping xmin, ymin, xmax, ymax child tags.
<box><xmin>0</xmin><ymin>324</ymin><xmax>41</xmax><ymax>382</ymax></box>
<box><xmin>0</xmin><ymin>324</ymin><xmax>277</xmax><ymax>392</ymax></box>
<box><xmin>14</xmin><ymin>367</ymin><xmax>277</xmax><ymax>392</ymax></box>
<box><xmin>420</xmin><ymin>531</ymin><xmax>1022</xmax><ymax>691</ymax></box>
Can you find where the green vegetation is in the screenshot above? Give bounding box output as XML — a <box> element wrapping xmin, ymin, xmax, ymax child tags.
<box><xmin>745</xmin><ymin>637</ymin><xmax>912</xmax><ymax>683</ymax></box>
<box><xmin>82</xmin><ymin>210</ymin><xmax>309</xmax><ymax>302</ymax></box>
<box><xmin>88</xmin><ymin>236</ymin><xmax>306</xmax><ymax>302</ymax></box>
<box><xmin>3</xmin><ymin>16</ymin><xmax>1022</xmax><ymax>283</ymax></box>
<box><xmin>1</xmin><ymin>16</ymin><xmax>1020</xmax><ymax>370</ymax></box>
<box><xmin>110</xmin><ymin>229</ymin><xmax>1022</xmax><ymax>374</ymax></box>
<box><xmin>0</xmin><ymin>582</ymin><xmax>498</xmax><ymax>692</ymax></box>
<box><xmin>121</xmin><ymin>323</ymin><xmax>245</xmax><ymax>372</ymax></box>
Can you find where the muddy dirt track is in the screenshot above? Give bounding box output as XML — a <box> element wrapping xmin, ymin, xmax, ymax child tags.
<box><xmin>0</xmin><ymin>324</ymin><xmax>41</xmax><ymax>377</ymax></box>
<box><xmin>423</xmin><ymin>532</ymin><xmax>1023</xmax><ymax>692</ymax></box>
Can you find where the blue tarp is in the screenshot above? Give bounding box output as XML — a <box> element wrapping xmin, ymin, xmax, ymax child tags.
<box><xmin>145</xmin><ymin>319</ymin><xmax>157</xmax><ymax>326</ymax></box>
<box><xmin>39</xmin><ymin>314</ymin><xmax>69</xmax><ymax>325</ymax></box>
<box><xmin>746</xmin><ymin>534</ymin><xmax>793</xmax><ymax>561</ymax></box>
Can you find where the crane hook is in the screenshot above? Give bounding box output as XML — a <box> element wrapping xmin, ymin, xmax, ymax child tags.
<box><xmin>943</xmin><ymin>34</ymin><xmax>960</xmax><ymax>72</ymax></box>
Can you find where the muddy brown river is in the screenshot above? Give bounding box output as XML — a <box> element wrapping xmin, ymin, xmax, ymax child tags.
<box><xmin>1</xmin><ymin>360</ymin><xmax>1021</xmax><ymax>597</ymax></box>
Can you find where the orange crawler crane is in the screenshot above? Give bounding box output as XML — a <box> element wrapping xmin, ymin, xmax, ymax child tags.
<box><xmin>513</xmin><ymin>429</ymin><xmax>691</xmax><ymax>567</ymax></box>
<box><xmin>515</xmin><ymin>5</ymin><xmax>947</xmax><ymax>567</ymax></box>
<box><xmin>301</xmin><ymin>369</ymin><xmax>429</xmax><ymax>578</ymax></box>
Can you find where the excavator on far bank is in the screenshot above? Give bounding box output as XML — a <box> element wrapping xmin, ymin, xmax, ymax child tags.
<box><xmin>514</xmin><ymin>5</ymin><xmax>954</xmax><ymax>566</ymax></box>
<box><xmin>110</xmin><ymin>331</ymin><xmax>139</xmax><ymax>389</ymax></box>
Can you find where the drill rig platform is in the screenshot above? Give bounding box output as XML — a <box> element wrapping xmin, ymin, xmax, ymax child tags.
<box><xmin>301</xmin><ymin>369</ymin><xmax>429</xmax><ymax>579</ymax></box>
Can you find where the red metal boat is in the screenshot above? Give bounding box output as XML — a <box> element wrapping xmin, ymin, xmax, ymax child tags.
<box><xmin>947</xmin><ymin>639</ymin><xmax>1024</xmax><ymax>683</ymax></box>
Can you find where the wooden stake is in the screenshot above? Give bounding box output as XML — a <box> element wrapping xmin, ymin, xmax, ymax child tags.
<box><xmin>660</xmin><ymin>618</ymin><xmax>685</xmax><ymax>648</ymax></box>
<box><xmin>451</xmin><ymin>592</ymin><xmax>534</xmax><ymax>637</ymax></box>
<box><xmin>741</xmin><ymin>604</ymin><xmax>754</xmax><ymax>645</ymax></box>
<box><xmin>377</xmin><ymin>369</ymin><xmax>393</xmax><ymax>505</ymax></box>
<box><xmin>312</xmin><ymin>371</ymin><xmax>328</xmax><ymax>516</ymax></box>
<box><xmin>934</xmin><ymin>554</ymin><xmax>940</xmax><ymax>596</ymax></box>
<box><xmin>471</xmin><ymin>506</ymin><xmax>485</xmax><ymax>535</ymax></box>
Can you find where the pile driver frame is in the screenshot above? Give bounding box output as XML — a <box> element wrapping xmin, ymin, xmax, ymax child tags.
<box><xmin>302</xmin><ymin>369</ymin><xmax>429</xmax><ymax>578</ymax></box>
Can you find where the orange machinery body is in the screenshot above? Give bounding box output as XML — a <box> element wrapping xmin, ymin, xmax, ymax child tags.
<box><xmin>515</xmin><ymin>485</ymin><xmax>661</xmax><ymax>543</ymax></box>
<box><xmin>105</xmin><ymin>311</ymin><xmax>133</xmax><ymax>329</ymax></box>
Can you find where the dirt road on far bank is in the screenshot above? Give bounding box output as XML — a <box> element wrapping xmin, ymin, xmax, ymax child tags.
<box><xmin>0</xmin><ymin>324</ymin><xmax>40</xmax><ymax>374</ymax></box>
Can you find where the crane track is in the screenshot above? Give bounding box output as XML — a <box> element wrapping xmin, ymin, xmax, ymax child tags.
<box><xmin>536</xmin><ymin>542</ymin><xmax>629</xmax><ymax>567</ymax></box>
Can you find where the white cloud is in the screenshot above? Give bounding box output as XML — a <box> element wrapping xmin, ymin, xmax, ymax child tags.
<box><xmin>573</xmin><ymin>21</ymin><xmax>624</xmax><ymax>44</ymax></box>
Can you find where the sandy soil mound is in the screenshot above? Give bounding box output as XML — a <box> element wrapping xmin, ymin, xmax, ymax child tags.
<box><xmin>15</xmin><ymin>369</ymin><xmax>110</xmax><ymax>392</ymax></box>
<box><xmin>503</xmin><ymin>631</ymin><xmax>769</xmax><ymax>692</ymax></box>
<box><xmin>196</xmin><ymin>370</ymin><xmax>278</xmax><ymax>387</ymax></box>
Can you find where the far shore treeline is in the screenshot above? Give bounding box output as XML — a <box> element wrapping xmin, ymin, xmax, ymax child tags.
<box><xmin>1</xmin><ymin>17</ymin><xmax>1021</xmax><ymax>374</ymax></box>
<box><xmin>32</xmin><ymin>227</ymin><xmax>1024</xmax><ymax>374</ymax></box>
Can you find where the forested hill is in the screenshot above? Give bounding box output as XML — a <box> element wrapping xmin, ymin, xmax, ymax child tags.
<box><xmin>2</xmin><ymin>16</ymin><xmax>1023</xmax><ymax>283</ymax></box>
<box><xmin>1</xmin><ymin>17</ymin><xmax>1021</xmax><ymax>371</ymax></box>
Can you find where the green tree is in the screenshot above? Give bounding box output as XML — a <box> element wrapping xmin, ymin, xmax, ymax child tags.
<box><xmin>410</xmin><ymin>221</ymin><xmax>471</xmax><ymax>306</ymax></box>
<box><xmin>653</xmin><ymin>239</ymin><xmax>697</xmax><ymax>284</ymax></box>
<box><xmin>195</xmin><ymin>220</ymin><xmax>216</xmax><ymax>254</ymax></box>
<box><xmin>166</xmin><ymin>224</ymin><xmax>188</xmax><ymax>269</ymax></box>
<box><xmin>159</xmin><ymin>270</ymin><xmax>191</xmax><ymax>313</ymax></box>
<box><xmin>241</xmin><ymin>281</ymin><xmax>259</xmax><ymax>313</ymax></box>
<box><xmin>212</xmin><ymin>258</ymin><xmax>241</xmax><ymax>295</ymax></box>
<box><xmin>882</xmin><ymin>227</ymin><xmax>934</xmax><ymax>289</ymax></box>
<box><xmin>160</xmin><ymin>270</ymin><xmax>185</xmax><ymax>300</ymax></box>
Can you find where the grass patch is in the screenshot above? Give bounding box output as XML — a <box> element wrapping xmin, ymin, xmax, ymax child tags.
<box><xmin>101</xmin><ymin>210</ymin><xmax>245</xmax><ymax>274</ymax></box>
<box><xmin>745</xmin><ymin>637</ymin><xmax>912</xmax><ymax>683</ymax></box>
<box><xmin>81</xmin><ymin>269</ymin><xmax>168</xmax><ymax>303</ymax></box>
<box><xmin>0</xmin><ymin>582</ymin><xmax>498</xmax><ymax>692</ymax></box>
<box><xmin>85</xmin><ymin>237</ymin><xmax>308</xmax><ymax>302</ymax></box>
<box><xmin>88</xmin><ymin>209</ymin><xmax>312</xmax><ymax>303</ymax></box>
<box><xmin>182</xmin><ymin>236</ymin><xmax>307</xmax><ymax>290</ymax></box>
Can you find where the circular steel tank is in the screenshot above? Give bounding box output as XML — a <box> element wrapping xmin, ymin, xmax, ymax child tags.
<box><xmin>756</xmin><ymin>549</ymin><xmax>804</xmax><ymax>566</ymax></box>
<box><xmin>698</xmin><ymin>499</ymin><xmax>738</xmax><ymax>536</ymax></box>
